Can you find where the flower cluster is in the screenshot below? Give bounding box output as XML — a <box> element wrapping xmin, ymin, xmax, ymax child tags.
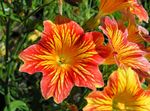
<box><xmin>19</xmin><ymin>0</ymin><xmax>150</xmax><ymax>110</ymax></box>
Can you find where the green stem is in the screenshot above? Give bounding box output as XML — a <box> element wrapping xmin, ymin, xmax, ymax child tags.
<box><xmin>5</xmin><ymin>18</ymin><xmax>11</xmax><ymax>111</ymax></box>
<box><xmin>1</xmin><ymin>1</ymin><xmax>11</xmax><ymax>110</ymax></box>
<box><xmin>78</xmin><ymin>88</ymin><xmax>91</xmax><ymax>110</ymax></box>
<box><xmin>0</xmin><ymin>1</ymin><xmax>5</xmax><ymax>14</ymax></box>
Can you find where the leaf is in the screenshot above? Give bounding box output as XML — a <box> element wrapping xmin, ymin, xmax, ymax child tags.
<box><xmin>4</xmin><ymin>100</ymin><xmax>29</xmax><ymax>111</ymax></box>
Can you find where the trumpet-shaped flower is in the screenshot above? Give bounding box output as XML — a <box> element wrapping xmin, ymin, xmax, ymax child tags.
<box><xmin>99</xmin><ymin>0</ymin><xmax>131</xmax><ymax>16</ymax></box>
<box><xmin>83</xmin><ymin>67</ymin><xmax>150</xmax><ymax>111</ymax></box>
<box><xmin>19</xmin><ymin>16</ymin><xmax>104</xmax><ymax>103</ymax></box>
<box><xmin>99</xmin><ymin>0</ymin><xmax>148</xmax><ymax>22</ymax></box>
<box><xmin>99</xmin><ymin>17</ymin><xmax>150</xmax><ymax>77</ymax></box>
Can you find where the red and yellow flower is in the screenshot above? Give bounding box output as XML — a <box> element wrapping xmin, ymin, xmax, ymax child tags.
<box><xmin>83</xmin><ymin>67</ymin><xmax>150</xmax><ymax>111</ymax></box>
<box><xmin>121</xmin><ymin>10</ymin><xmax>150</xmax><ymax>43</ymax></box>
<box><xmin>99</xmin><ymin>17</ymin><xmax>150</xmax><ymax>77</ymax></box>
<box><xmin>19</xmin><ymin>16</ymin><xmax>104</xmax><ymax>103</ymax></box>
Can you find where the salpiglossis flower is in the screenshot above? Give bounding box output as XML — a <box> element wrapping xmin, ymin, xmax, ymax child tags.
<box><xmin>99</xmin><ymin>17</ymin><xmax>150</xmax><ymax>77</ymax></box>
<box><xmin>84</xmin><ymin>0</ymin><xmax>148</xmax><ymax>31</ymax></box>
<box><xmin>83</xmin><ymin>67</ymin><xmax>150</xmax><ymax>111</ymax></box>
<box><xmin>99</xmin><ymin>0</ymin><xmax>149</xmax><ymax>22</ymax></box>
<box><xmin>121</xmin><ymin>10</ymin><xmax>150</xmax><ymax>43</ymax></box>
<box><xmin>19</xmin><ymin>16</ymin><xmax>104</xmax><ymax>103</ymax></box>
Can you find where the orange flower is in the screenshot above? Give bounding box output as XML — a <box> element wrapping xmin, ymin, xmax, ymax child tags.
<box><xmin>99</xmin><ymin>17</ymin><xmax>150</xmax><ymax>77</ymax></box>
<box><xmin>19</xmin><ymin>16</ymin><xmax>104</xmax><ymax>103</ymax></box>
<box><xmin>83</xmin><ymin>67</ymin><xmax>150</xmax><ymax>111</ymax></box>
<box><xmin>121</xmin><ymin>10</ymin><xmax>150</xmax><ymax>43</ymax></box>
<box><xmin>99</xmin><ymin>0</ymin><xmax>131</xmax><ymax>16</ymax></box>
<box><xmin>99</xmin><ymin>0</ymin><xmax>148</xmax><ymax>22</ymax></box>
<box><xmin>83</xmin><ymin>0</ymin><xmax>148</xmax><ymax>31</ymax></box>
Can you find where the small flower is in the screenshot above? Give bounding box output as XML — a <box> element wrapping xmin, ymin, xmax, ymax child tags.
<box><xmin>83</xmin><ymin>67</ymin><xmax>150</xmax><ymax>111</ymax></box>
<box><xmin>0</xmin><ymin>42</ymin><xmax>6</xmax><ymax>57</ymax></box>
<box><xmin>99</xmin><ymin>17</ymin><xmax>150</xmax><ymax>77</ymax></box>
<box><xmin>28</xmin><ymin>30</ymin><xmax>41</xmax><ymax>42</ymax></box>
<box><xmin>19</xmin><ymin>16</ymin><xmax>104</xmax><ymax>103</ymax></box>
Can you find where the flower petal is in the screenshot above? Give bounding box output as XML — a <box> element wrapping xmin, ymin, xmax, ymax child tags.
<box><xmin>19</xmin><ymin>44</ymin><xmax>51</xmax><ymax>74</ymax></box>
<box><xmin>130</xmin><ymin>3</ymin><xmax>149</xmax><ymax>23</ymax></box>
<box><xmin>71</xmin><ymin>32</ymin><xmax>105</xmax><ymax>89</ymax></box>
<box><xmin>83</xmin><ymin>91</ymin><xmax>112</xmax><ymax>111</ymax></box>
<box><xmin>72</xmin><ymin>64</ymin><xmax>104</xmax><ymax>90</ymax></box>
<box><xmin>41</xmin><ymin>68</ymin><xmax>74</xmax><ymax>103</ymax></box>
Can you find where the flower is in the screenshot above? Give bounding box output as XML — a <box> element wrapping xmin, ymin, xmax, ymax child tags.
<box><xmin>83</xmin><ymin>0</ymin><xmax>148</xmax><ymax>31</ymax></box>
<box><xmin>19</xmin><ymin>16</ymin><xmax>104</xmax><ymax>103</ymax></box>
<box><xmin>28</xmin><ymin>30</ymin><xmax>41</xmax><ymax>42</ymax></box>
<box><xmin>99</xmin><ymin>0</ymin><xmax>148</xmax><ymax>22</ymax></box>
<box><xmin>0</xmin><ymin>42</ymin><xmax>6</xmax><ymax>57</ymax></box>
<box><xmin>129</xmin><ymin>0</ymin><xmax>149</xmax><ymax>23</ymax></box>
<box><xmin>99</xmin><ymin>0</ymin><xmax>131</xmax><ymax>16</ymax></box>
<box><xmin>121</xmin><ymin>10</ymin><xmax>150</xmax><ymax>43</ymax></box>
<box><xmin>99</xmin><ymin>17</ymin><xmax>150</xmax><ymax>77</ymax></box>
<box><xmin>83</xmin><ymin>67</ymin><xmax>150</xmax><ymax>111</ymax></box>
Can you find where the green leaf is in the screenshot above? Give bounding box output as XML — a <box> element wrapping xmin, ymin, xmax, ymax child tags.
<box><xmin>10</xmin><ymin>14</ymin><xmax>21</xmax><ymax>22</ymax></box>
<box><xmin>4</xmin><ymin>100</ymin><xmax>29</xmax><ymax>111</ymax></box>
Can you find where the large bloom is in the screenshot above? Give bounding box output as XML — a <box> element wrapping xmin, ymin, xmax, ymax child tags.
<box><xmin>83</xmin><ymin>67</ymin><xmax>150</xmax><ymax>111</ymax></box>
<box><xmin>19</xmin><ymin>16</ymin><xmax>104</xmax><ymax>103</ymax></box>
<box><xmin>99</xmin><ymin>17</ymin><xmax>150</xmax><ymax>77</ymax></box>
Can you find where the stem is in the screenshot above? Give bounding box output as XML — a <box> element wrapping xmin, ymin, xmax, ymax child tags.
<box><xmin>58</xmin><ymin>0</ymin><xmax>63</xmax><ymax>15</ymax></box>
<box><xmin>0</xmin><ymin>1</ymin><xmax>5</xmax><ymax>15</ymax></box>
<box><xmin>5</xmin><ymin>18</ymin><xmax>10</xmax><ymax>62</ymax></box>
<box><xmin>5</xmin><ymin>17</ymin><xmax>11</xmax><ymax>111</ymax></box>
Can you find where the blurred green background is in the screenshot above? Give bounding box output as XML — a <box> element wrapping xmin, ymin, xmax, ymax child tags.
<box><xmin>0</xmin><ymin>0</ymin><xmax>150</xmax><ymax>111</ymax></box>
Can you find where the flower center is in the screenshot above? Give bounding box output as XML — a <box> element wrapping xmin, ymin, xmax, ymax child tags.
<box><xmin>57</xmin><ymin>54</ymin><xmax>72</xmax><ymax>66</ymax></box>
<box><xmin>59</xmin><ymin>57</ymin><xmax>66</xmax><ymax>64</ymax></box>
<box><xmin>113</xmin><ymin>101</ymin><xmax>126</xmax><ymax>110</ymax></box>
<box><xmin>112</xmin><ymin>93</ymin><xmax>133</xmax><ymax>110</ymax></box>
